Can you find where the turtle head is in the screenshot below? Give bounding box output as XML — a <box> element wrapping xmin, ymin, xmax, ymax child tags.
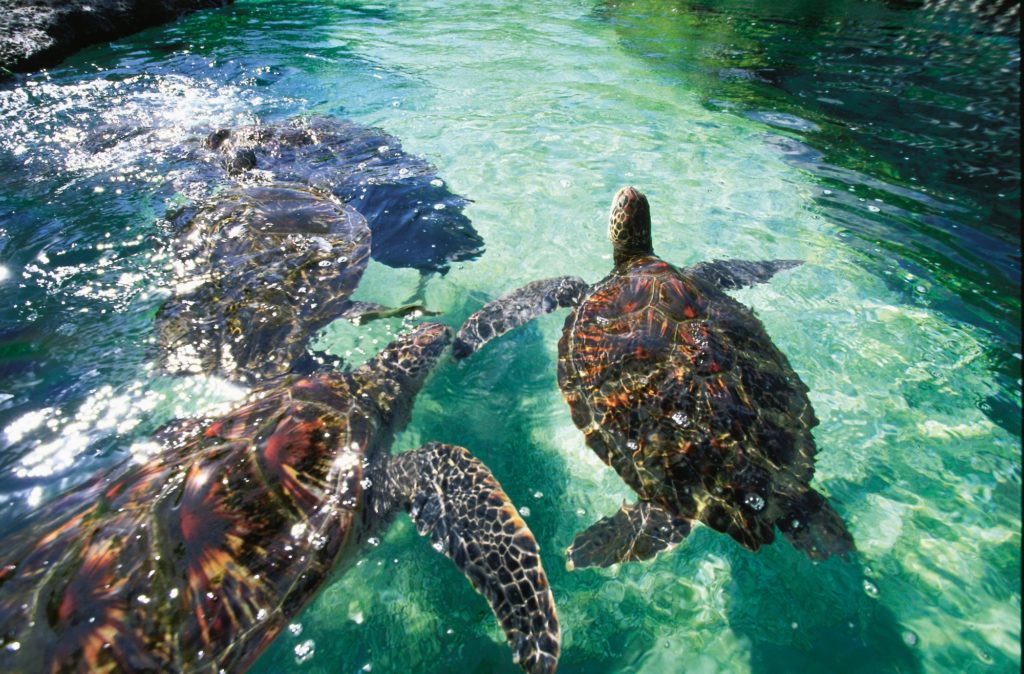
<box><xmin>356</xmin><ymin>322</ymin><xmax>452</xmax><ymax>414</ymax></box>
<box><xmin>608</xmin><ymin>186</ymin><xmax>653</xmax><ymax>267</ymax></box>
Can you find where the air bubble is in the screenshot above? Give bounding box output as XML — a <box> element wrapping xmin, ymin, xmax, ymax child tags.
<box><xmin>288</xmin><ymin>623</ymin><xmax>303</xmax><ymax>636</ymax></box>
<box><xmin>743</xmin><ymin>493</ymin><xmax>765</xmax><ymax>511</ymax></box>
<box><xmin>902</xmin><ymin>630</ymin><xmax>918</xmax><ymax>647</ymax></box>
<box><xmin>519</xmin><ymin>506</ymin><xmax>531</xmax><ymax>517</ymax></box>
<box><xmin>862</xmin><ymin>580</ymin><xmax>879</xmax><ymax>598</ymax></box>
<box><xmin>294</xmin><ymin>639</ymin><xmax>315</xmax><ymax>664</ymax></box>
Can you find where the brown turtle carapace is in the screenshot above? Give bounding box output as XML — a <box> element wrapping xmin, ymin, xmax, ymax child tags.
<box><xmin>0</xmin><ymin>324</ymin><xmax>559</xmax><ymax>673</ymax></box>
<box><xmin>454</xmin><ymin>186</ymin><xmax>854</xmax><ymax>569</ymax></box>
<box><xmin>155</xmin><ymin>184</ymin><xmax>434</xmax><ymax>384</ymax></box>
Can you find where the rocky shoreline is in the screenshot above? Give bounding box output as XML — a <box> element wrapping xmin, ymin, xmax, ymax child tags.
<box><xmin>1</xmin><ymin>0</ymin><xmax>233</xmax><ymax>77</ymax></box>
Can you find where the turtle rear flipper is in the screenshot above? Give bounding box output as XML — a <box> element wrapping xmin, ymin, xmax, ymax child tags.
<box><xmin>566</xmin><ymin>501</ymin><xmax>692</xmax><ymax>570</ymax></box>
<box><xmin>389</xmin><ymin>443</ymin><xmax>560</xmax><ymax>674</ymax></box>
<box><xmin>453</xmin><ymin>276</ymin><xmax>589</xmax><ymax>359</ymax></box>
<box><xmin>777</xmin><ymin>489</ymin><xmax>855</xmax><ymax>560</ymax></box>
<box><xmin>685</xmin><ymin>258</ymin><xmax>803</xmax><ymax>290</ymax></box>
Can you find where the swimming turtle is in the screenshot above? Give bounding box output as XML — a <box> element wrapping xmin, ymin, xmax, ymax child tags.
<box><xmin>201</xmin><ymin>116</ymin><xmax>483</xmax><ymax>274</ymax></box>
<box><xmin>0</xmin><ymin>323</ymin><xmax>561</xmax><ymax>673</ymax></box>
<box><xmin>154</xmin><ymin>183</ymin><xmax>433</xmax><ymax>383</ymax></box>
<box><xmin>453</xmin><ymin>186</ymin><xmax>854</xmax><ymax>568</ymax></box>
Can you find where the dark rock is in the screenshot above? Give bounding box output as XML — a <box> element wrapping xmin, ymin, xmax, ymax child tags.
<box><xmin>0</xmin><ymin>0</ymin><xmax>233</xmax><ymax>76</ymax></box>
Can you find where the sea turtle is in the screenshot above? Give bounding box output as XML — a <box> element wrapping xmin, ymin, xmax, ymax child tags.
<box><xmin>0</xmin><ymin>322</ymin><xmax>561</xmax><ymax>673</ymax></box>
<box><xmin>154</xmin><ymin>183</ymin><xmax>433</xmax><ymax>383</ymax></box>
<box><xmin>201</xmin><ymin>116</ymin><xmax>483</xmax><ymax>274</ymax></box>
<box><xmin>453</xmin><ymin>186</ymin><xmax>854</xmax><ymax>568</ymax></box>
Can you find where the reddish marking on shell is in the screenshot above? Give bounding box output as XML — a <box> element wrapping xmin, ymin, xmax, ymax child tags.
<box><xmin>58</xmin><ymin>587</ymin><xmax>76</xmax><ymax>623</ymax></box>
<box><xmin>51</xmin><ymin>535</ymin><xmax>130</xmax><ymax>672</ymax></box>
<box><xmin>103</xmin><ymin>481</ymin><xmax>124</xmax><ymax>501</ymax></box>
<box><xmin>642</xmin><ymin>259</ymin><xmax>672</xmax><ymax>274</ymax></box>
<box><xmin>34</xmin><ymin>513</ymin><xmax>86</xmax><ymax>550</ymax></box>
<box><xmin>260</xmin><ymin>413</ymin><xmax>326</xmax><ymax>513</ymax></box>
<box><xmin>80</xmin><ymin>621</ymin><xmax>123</xmax><ymax>674</ymax></box>
<box><xmin>123</xmin><ymin>465</ymin><xmax>167</xmax><ymax>503</ymax></box>
<box><xmin>179</xmin><ymin>461</ymin><xmax>241</xmax><ymax>581</ymax></box>
<box><xmin>179</xmin><ymin>465</ymin><xmax>208</xmax><ymax>544</ymax></box>
<box><xmin>262</xmin><ymin>418</ymin><xmax>294</xmax><ymax>471</ymax></box>
<box><xmin>205</xmin><ymin>420</ymin><xmax>224</xmax><ymax>438</ymax></box>
<box><xmin>620</xmin><ymin>297</ymin><xmax>643</xmax><ymax>313</ymax></box>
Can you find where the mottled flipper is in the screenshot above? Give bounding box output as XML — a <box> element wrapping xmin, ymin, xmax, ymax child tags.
<box><xmin>453</xmin><ymin>276</ymin><xmax>589</xmax><ymax>359</ymax></box>
<box><xmin>777</xmin><ymin>489</ymin><xmax>855</xmax><ymax>560</ymax></box>
<box><xmin>388</xmin><ymin>443</ymin><xmax>560</xmax><ymax>674</ymax></box>
<box><xmin>685</xmin><ymin>258</ymin><xmax>803</xmax><ymax>290</ymax></box>
<box><xmin>340</xmin><ymin>300</ymin><xmax>439</xmax><ymax>325</ymax></box>
<box><xmin>566</xmin><ymin>501</ymin><xmax>692</xmax><ymax>570</ymax></box>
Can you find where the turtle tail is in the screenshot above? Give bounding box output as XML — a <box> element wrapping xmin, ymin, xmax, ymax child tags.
<box><xmin>777</xmin><ymin>489</ymin><xmax>855</xmax><ymax>560</ymax></box>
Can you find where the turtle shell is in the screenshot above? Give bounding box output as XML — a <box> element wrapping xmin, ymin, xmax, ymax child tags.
<box><xmin>155</xmin><ymin>184</ymin><xmax>370</xmax><ymax>382</ymax></box>
<box><xmin>0</xmin><ymin>372</ymin><xmax>371</xmax><ymax>672</ymax></box>
<box><xmin>203</xmin><ymin>116</ymin><xmax>484</xmax><ymax>274</ymax></box>
<box><xmin>556</xmin><ymin>256</ymin><xmax>819</xmax><ymax>550</ymax></box>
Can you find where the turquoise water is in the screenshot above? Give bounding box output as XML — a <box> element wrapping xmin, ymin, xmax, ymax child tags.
<box><xmin>0</xmin><ymin>1</ymin><xmax>1019</xmax><ymax>673</ymax></box>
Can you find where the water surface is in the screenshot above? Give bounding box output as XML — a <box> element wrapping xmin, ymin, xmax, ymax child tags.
<box><xmin>0</xmin><ymin>1</ymin><xmax>1019</xmax><ymax>673</ymax></box>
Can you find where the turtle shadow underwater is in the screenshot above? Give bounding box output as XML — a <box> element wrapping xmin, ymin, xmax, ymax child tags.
<box><xmin>724</xmin><ymin>541</ymin><xmax>922</xmax><ymax>674</ymax></box>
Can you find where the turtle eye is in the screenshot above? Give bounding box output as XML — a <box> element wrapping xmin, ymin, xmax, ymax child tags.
<box><xmin>618</xmin><ymin>195</ymin><xmax>629</xmax><ymax>209</ymax></box>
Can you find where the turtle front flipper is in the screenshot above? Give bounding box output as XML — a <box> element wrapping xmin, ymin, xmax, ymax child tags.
<box><xmin>340</xmin><ymin>300</ymin><xmax>440</xmax><ymax>325</ymax></box>
<box><xmin>388</xmin><ymin>443</ymin><xmax>560</xmax><ymax>674</ymax></box>
<box><xmin>684</xmin><ymin>258</ymin><xmax>803</xmax><ymax>290</ymax></box>
<box><xmin>566</xmin><ymin>501</ymin><xmax>692</xmax><ymax>570</ymax></box>
<box><xmin>453</xmin><ymin>276</ymin><xmax>589</xmax><ymax>359</ymax></box>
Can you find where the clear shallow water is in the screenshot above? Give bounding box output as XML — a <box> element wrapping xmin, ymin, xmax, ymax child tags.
<box><xmin>0</xmin><ymin>1</ymin><xmax>1019</xmax><ymax>673</ymax></box>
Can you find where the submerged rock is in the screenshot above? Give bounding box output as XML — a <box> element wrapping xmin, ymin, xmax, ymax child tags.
<box><xmin>0</xmin><ymin>0</ymin><xmax>233</xmax><ymax>76</ymax></box>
